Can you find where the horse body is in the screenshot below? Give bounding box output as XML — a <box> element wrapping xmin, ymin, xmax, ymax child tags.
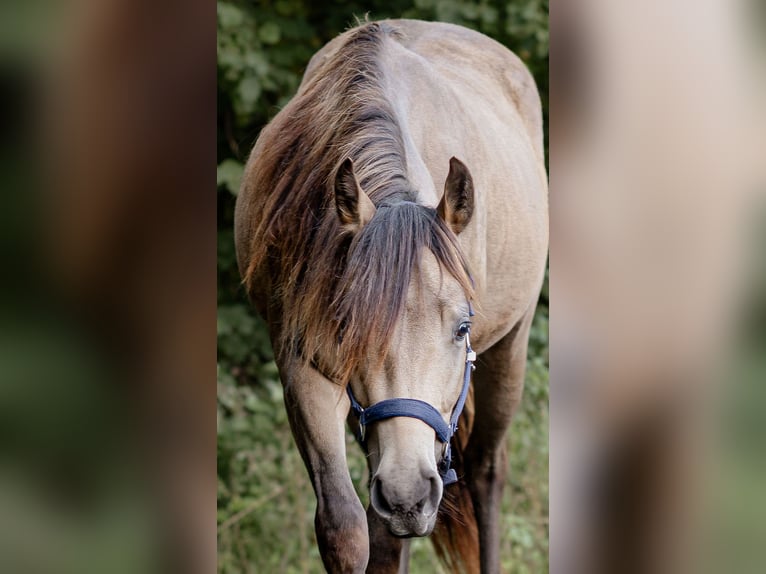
<box><xmin>235</xmin><ymin>20</ymin><xmax>547</xmax><ymax>573</ymax></box>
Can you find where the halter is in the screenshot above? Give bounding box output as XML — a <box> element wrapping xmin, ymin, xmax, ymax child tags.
<box><xmin>346</xmin><ymin>303</ymin><xmax>476</xmax><ymax>486</ymax></box>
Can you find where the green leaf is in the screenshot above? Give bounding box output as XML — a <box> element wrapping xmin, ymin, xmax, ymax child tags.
<box><xmin>217</xmin><ymin>2</ymin><xmax>244</xmax><ymax>29</ymax></box>
<box><xmin>258</xmin><ymin>22</ymin><xmax>281</xmax><ymax>45</ymax></box>
<box><xmin>217</xmin><ymin>159</ymin><xmax>244</xmax><ymax>195</ymax></box>
<box><xmin>237</xmin><ymin>75</ymin><xmax>262</xmax><ymax>116</ymax></box>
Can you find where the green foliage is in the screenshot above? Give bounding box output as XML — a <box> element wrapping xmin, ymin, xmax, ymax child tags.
<box><xmin>217</xmin><ymin>1</ymin><xmax>548</xmax><ymax>572</ymax></box>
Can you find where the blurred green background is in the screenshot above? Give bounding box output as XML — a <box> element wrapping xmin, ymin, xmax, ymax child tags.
<box><xmin>216</xmin><ymin>1</ymin><xmax>548</xmax><ymax>572</ymax></box>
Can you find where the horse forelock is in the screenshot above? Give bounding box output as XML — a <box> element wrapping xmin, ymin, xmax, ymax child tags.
<box><xmin>241</xmin><ymin>22</ymin><xmax>473</xmax><ymax>382</ymax></box>
<box><xmin>327</xmin><ymin>202</ymin><xmax>474</xmax><ymax>383</ymax></box>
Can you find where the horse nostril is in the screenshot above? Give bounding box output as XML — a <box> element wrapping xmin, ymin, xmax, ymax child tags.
<box><xmin>419</xmin><ymin>474</ymin><xmax>442</xmax><ymax>517</ymax></box>
<box><xmin>370</xmin><ymin>477</ymin><xmax>393</xmax><ymax>518</ymax></box>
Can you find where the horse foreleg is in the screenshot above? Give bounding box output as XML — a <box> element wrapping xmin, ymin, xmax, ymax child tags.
<box><xmin>365</xmin><ymin>505</ymin><xmax>410</xmax><ymax>573</ymax></box>
<box><xmin>281</xmin><ymin>361</ymin><xmax>369</xmax><ymax>573</ymax></box>
<box><xmin>466</xmin><ymin>310</ymin><xmax>535</xmax><ymax>574</ymax></box>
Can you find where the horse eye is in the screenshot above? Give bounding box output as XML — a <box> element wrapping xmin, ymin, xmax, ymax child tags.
<box><xmin>455</xmin><ymin>322</ymin><xmax>471</xmax><ymax>340</ymax></box>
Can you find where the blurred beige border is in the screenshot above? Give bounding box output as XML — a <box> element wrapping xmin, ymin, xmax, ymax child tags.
<box><xmin>550</xmin><ymin>0</ymin><xmax>764</xmax><ymax>572</ymax></box>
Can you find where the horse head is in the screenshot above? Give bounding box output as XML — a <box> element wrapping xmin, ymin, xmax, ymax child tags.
<box><xmin>334</xmin><ymin>156</ymin><xmax>476</xmax><ymax>537</ymax></box>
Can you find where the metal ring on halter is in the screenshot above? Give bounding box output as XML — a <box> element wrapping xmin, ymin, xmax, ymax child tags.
<box><xmin>465</xmin><ymin>333</ymin><xmax>476</xmax><ymax>363</ymax></box>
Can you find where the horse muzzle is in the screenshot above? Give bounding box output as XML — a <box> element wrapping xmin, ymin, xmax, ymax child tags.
<box><xmin>369</xmin><ymin>467</ymin><xmax>442</xmax><ymax>537</ymax></box>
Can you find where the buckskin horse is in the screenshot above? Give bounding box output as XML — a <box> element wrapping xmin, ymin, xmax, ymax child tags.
<box><xmin>235</xmin><ymin>19</ymin><xmax>547</xmax><ymax>574</ymax></box>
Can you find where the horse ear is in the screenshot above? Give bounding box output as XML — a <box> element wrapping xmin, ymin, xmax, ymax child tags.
<box><xmin>334</xmin><ymin>158</ymin><xmax>376</xmax><ymax>232</ymax></box>
<box><xmin>437</xmin><ymin>157</ymin><xmax>474</xmax><ymax>234</ymax></box>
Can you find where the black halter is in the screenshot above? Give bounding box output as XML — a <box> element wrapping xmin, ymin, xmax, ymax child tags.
<box><xmin>346</xmin><ymin>303</ymin><xmax>476</xmax><ymax>486</ymax></box>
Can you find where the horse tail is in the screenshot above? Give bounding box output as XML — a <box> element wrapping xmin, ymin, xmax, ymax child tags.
<box><xmin>431</xmin><ymin>388</ymin><xmax>480</xmax><ymax>573</ymax></box>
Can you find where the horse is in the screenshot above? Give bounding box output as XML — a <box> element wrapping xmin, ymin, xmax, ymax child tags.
<box><xmin>234</xmin><ymin>19</ymin><xmax>548</xmax><ymax>574</ymax></box>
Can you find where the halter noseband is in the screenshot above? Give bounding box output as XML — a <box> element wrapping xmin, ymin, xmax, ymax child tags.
<box><xmin>346</xmin><ymin>304</ymin><xmax>476</xmax><ymax>486</ymax></box>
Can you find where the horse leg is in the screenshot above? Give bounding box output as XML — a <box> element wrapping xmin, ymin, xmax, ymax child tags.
<box><xmin>465</xmin><ymin>309</ymin><xmax>536</xmax><ymax>573</ymax></box>
<box><xmin>281</xmin><ymin>359</ymin><xmax>369</xmax><ymax>573</ymax></box>
<box><xmin>399</xmin><ymin>539</ymin><xmax>411</xmax><ymax>574</ymax></box>
<box><xmin>365</xmin><ymin>505</ymin><xmax>410</xmax><ymax>573</ymax></box>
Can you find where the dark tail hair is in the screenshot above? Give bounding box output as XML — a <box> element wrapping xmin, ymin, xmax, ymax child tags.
<box><xmin>431</xmin><ymin>389</ymin><xmax>480</xmax><ymax>573</ymax></box>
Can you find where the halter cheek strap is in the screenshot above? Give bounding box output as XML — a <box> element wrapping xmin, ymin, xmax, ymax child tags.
<box><xmin>346</xmin><ymin>304</ymin><xmax>476</xmax><ymax>486</ymax></box>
